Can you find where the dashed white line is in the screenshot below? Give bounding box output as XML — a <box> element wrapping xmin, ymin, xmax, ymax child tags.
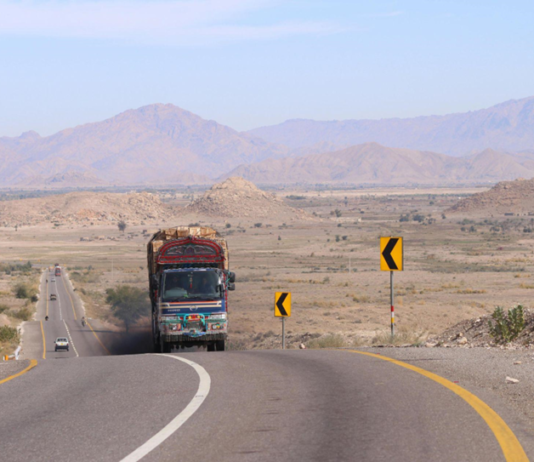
<box><xmin>120</xmin><ymin>354</ymin><xmax>211</xmax><ymax>462</ymax></box>
<box><xmin>63</xmin><ymin>320</ymin><xmax>79</xmax><ymax>358</ymax></box>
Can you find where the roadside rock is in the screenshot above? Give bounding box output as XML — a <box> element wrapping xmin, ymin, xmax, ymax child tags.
<box><xmin>428</xmin><ymin>308</ymin><xmax>534</xmax><ymax>349</ymax></box>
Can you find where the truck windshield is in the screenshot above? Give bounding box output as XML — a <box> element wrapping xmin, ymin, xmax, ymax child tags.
<box><xmin>162</xmin><ymin>271</ymin><xmax>221</xmax><ymax>302</ymax></box>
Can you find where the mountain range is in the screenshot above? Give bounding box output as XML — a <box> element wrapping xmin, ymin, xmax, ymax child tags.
<box><xmin>1</xmin><ymin>97</ymin><xmax>534</xmax><ymax>187</ymax></box>
<box><xmin>248</xmin><ymin>97</ymin><xmax>534</xmax><ymax>156</ymax></box>
<box><xmin>0</xmin><ymin>104</ymin><xmax>288</xmax><ymax>186</ymax></box>
<box><xmin>226</xmin><ymin>143</ymin><xmax>534</xmax><ymax>185</ymax></box>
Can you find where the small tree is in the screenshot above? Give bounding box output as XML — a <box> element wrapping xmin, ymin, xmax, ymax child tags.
<box><xmin>118</xmin><ymin>220</ymin><xmax>127</xmax><ymax>233</ymax></box>
<box><xmin>106</xmin><ymin>285</ymin><xmax>149</xmax><ymax>332</ymax></box>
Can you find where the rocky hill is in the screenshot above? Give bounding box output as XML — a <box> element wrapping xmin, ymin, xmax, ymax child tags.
<box><xmin>0</xmin><ymin>191</ymin><xmax>176</xmax><ymax>227</ymax></box>
<box><xmin>187</xmin><ymin>177</ymin><xmax>307</xmax><ymax>219</ymax></box>
<box><xmin>248</xmin><ymin>96</ymin><xmax>534</xmax><ymax>156</ymax></box>
<box><xmin>226</xmin><ymin>143</ymin><xmax>534</xmax><ymax>185</ymax></box>
<box><xmin>448</xmin><ymin>178</ymin><xmax>534</xmax><ymax>214</ymax></box>
<box><xmin>0</xmin><ymin>104</ymin><xmax>288</xmax><ymax>187</ymax></box>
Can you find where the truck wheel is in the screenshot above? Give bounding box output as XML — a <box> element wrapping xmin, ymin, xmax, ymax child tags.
<box><xmin>215</xmin><ymin>340</ymin><xmax>226</xmax><ymax>351</ymax></box>
<box><xmin>160</xmin><ymin>338</ymin><xmax>171</xmax><ymax>353</ymax></box>
<box><xmin>153</xmin><ymin>336</ymin><xmax>161</xmax><ymax>353</ymax></box>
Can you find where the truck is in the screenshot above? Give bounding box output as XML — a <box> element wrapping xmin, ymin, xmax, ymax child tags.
<box><xmin>148</xmin><ymin>226</ymin><xmax>235</xmax><ymax>352</ymax></box>
<box><xmin>54</xmin><ymin>264</ymin><xmax>61</xmax><ymax>277</ymax></box>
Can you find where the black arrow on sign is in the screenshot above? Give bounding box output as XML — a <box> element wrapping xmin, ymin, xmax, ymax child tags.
<box><xmin>276</xmin><ymin>293</ymin><xmax>289</xmax><ymax>316</ymax></box>
<box><xmin>382</xmin><ymin>238</ymin><xmax>399</xmax><ymax>270</ymax></box>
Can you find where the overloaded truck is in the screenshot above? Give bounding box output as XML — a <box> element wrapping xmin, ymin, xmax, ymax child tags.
<box><xmin>148</xmin><ymin>226</ymin><xmax>235</xmax><ymax>352</ymax></box>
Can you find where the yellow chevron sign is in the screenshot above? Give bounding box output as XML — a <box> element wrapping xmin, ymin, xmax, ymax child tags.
<box><xmin>274</xmin><ymin>292</ymin><xmax>291</xmax><ymax>317</ymax></box>
<box><xmin>380</xmin><ymin>237</ymin><xmax>403</xmax><ymax>271</ymax></box>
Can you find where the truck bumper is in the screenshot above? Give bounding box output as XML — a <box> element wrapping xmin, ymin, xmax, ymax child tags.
<box><xmin>162</xmin><ymin>332</ymin><xmax>227</xmax><ymax>343</ymax></box>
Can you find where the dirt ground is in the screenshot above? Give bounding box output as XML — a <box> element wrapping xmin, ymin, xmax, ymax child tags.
<box><xmin>3</xmin><ymin>184</ymin><xmax>534</xmax><ymax>351</ymax></box>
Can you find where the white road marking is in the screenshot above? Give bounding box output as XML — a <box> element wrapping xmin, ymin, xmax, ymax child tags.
<box><xmin>55</xmin><ymin>280</ymin><xmax>63</xmax><ymax>321</ymax></box>
<box><xmin>120</xmin><ymin>354</ymin><xmax>211</xmax><ymax>462</ymax></box>
<box><xmin>63</xmin><ymin>320</ymin><xmax>79</xmax><ymax>358</ymax></box>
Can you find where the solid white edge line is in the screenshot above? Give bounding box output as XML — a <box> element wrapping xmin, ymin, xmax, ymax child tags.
<box><xmin>120</xmin><ymin>354</ymin><xmax>211</xmax><ymax>462</ymax></box>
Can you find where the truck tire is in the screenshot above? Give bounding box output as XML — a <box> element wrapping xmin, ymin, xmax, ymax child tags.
<box><xmin>160</xmin><ymin>338</ymin><xmax>171</xmax><ymax>353</ymax></box>
<box><xmin>207</xmin><ymin>343</ymin><xmax>216</xmax><ymax>352</ymax></box>
<box><xmin>215</xmin><ymin>340</ymin><xmax>226</xmax><ymax>351</ymax></box>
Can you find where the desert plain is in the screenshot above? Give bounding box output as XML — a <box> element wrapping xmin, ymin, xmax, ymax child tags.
<box><xmin>1</xmin><ymin>178</ymin><xmax>534</xmax><ymax>354</ymax></box>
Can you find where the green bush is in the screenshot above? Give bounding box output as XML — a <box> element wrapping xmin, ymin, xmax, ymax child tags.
<box><xmin>0</xmin><ymin>304</ymin><xmax>9</xmax><ymax>314</ymax></box>
<box><xmin>13</xmin><ymin>282</ymin><xmax>37</xmax><ymax>299</ymax></box>
<box><xmin>0</xmin><ymin>326</ymin><xmax>18</xmax><ymax>342</ymax></box>
<box><xmin>106</xmin><ymin>285</ymin><xmax>149</xmax><ymax>332</ymax></box>
<box><xmin>10</xmin><ymin>308</ymin><xmax>32</xmax><ymax>321</ymax></box>
<box><xmin>488</xmin><ymin>305</ymin><xmax>525</xmax><ymax>344</ymax></box>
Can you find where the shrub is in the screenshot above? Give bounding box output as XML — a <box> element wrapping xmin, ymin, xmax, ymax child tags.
<box><xmin>0</xmin><ymin>326</ymin><xmax>17</xmax><ymax>342</ymax></box>
<box><xmin>488</xmin><ymin>305</ymin><xmax>525</xmax><ymax>344</ymax></box>
<box><xmin>254</xmin><ymin>223</ymin><xmax>263</xmax><ymax>228</ymax></box>
<box><xmin>13</xmin><ymin>282</ymin><xmax>37</xmax><ymax>300</ymax></box>
<box><xmin>118</xmin><ymin>220</ymin><xmax>127</xmax><ymax>232</ymax></box>
<box><xmin>11</xmin><ymin>308</ymin><xmax>32</xmax><ymax>321</ymax></box>
<box><xmin>106</xmin><ymin>285</ymin><xmax>149</xmax><ymax>332</ymax></box>
<box><xmin>0</xmin><ymin>304</ymin><xmax>9</xmax><ymax>314</ymax></box>
<box><xmin>307</xmin><ymin>333</ymin><xmax>346</xmax><ymax>349</ymax></box>
<box><xmin>225</xmin><ymin>223</ymin><xmax>231</xmax><ymax>228</ymax></box>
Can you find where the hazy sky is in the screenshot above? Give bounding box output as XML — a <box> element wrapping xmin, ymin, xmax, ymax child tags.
<box><xmin>1</xmin><ymin>0</ymin><xmax>533</xmax><ymax>137</ymax></box>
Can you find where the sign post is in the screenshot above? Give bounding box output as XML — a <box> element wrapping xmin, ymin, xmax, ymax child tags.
<box><xmin>380</xmin><ymin>237</ymin><xmax>403</xmax><ymax>337</ymax></box>
<box><xmin>274</xmin><ymin>292</ymin><xmax>291</xmax><ymax>349</ymax></box>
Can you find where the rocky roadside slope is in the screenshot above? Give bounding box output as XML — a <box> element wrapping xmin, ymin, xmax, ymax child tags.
<box><xmin>424</xmin><ymin>309</ymin><xmax>534</xmax><ymax>349</ymax></box>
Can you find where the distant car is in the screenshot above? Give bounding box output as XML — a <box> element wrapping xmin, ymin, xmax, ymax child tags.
<box><xmin>51</xmin><ymin>278</ymin><xmax>56</xmax><ymax>282</ymax></box>
<box><xmin>50</xmin><ymin>294</ymin><xmax>57</xmax><ymax>301</ymax></box>
<box><xmin>55</xmin><ymin>338</ymin><xmax>69</xmax><ymax>352</ymax></box>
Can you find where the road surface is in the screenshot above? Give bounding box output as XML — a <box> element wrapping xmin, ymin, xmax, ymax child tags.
<box><xmin>21</xmin><ymin>269</ymin><xmax>109</xmax><ymax>360</ymax></box>
<box><xmin>2</xmin><ymin>269</ymin><xmax>531</xmax><ymax>461</ymax></box>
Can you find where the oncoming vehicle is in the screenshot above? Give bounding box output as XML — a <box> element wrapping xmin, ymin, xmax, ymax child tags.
<box><xmin>51</xmin><ymin>278</ymin><xmax>56</xmax><ymax>283</ymax></box>
<box><xmin>55</xmin><ymin>338</ymin><xmax>69</xmax><ymax>352</ymax></box>
<box><xmin>50</xmin><ymin>294</ymin><xmax>57</xmax><ymax>301</ymax></box>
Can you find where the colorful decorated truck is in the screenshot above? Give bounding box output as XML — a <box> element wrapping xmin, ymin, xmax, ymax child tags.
<box><xmin>147</xmin><ymin>226</ymin><xmax>235</xmax><ymax>352</ymax></box>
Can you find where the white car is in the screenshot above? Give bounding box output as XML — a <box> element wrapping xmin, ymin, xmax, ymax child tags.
<box><xmin>55</xmin><ymin>337</ymin><xmax>69</xmax><ymax>352</ymax></box>
<box><xmin>51</xmin><ymin>278</ymin><xmax>56</xmax><ymax>282</ymax></box>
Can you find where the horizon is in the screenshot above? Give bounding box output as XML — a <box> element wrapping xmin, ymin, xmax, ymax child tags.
<box><xmin>1</xmin><ymin>1</ymin><xmax>534</xmax><ymax>137</ymax></box>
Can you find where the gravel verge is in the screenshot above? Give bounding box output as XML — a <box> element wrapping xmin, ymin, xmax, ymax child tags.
<box><xmin>0</xmin><ymin>359</ymin><xmax>31</xmax><ymax>382</ymax></box>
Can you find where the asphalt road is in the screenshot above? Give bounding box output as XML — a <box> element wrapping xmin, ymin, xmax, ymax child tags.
<box><xmin>21</xmin><ymin>269</ymin><xmax>109</xmax><ymax>360</ymax></box>
<box><xmin>3</xmin><ymin>269</ymin><xmax>531</xmax><ymax>461</ymax></box>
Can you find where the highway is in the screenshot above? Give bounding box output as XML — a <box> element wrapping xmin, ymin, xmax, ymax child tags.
<box><xmin>1</xmin><ymin>269</ymin><xmax>532</xmax><ymax>461</ymax></box>
<box><xmin>21</xmin><ymin>268</ymin><xmax>109</xmax><ymax>360</ymax></box>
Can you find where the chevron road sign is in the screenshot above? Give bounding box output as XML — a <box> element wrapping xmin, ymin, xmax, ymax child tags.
<box><xmin>275</xmin><ymin>292</ymin><xmax>291</xmax><ymax>349</ymax></box>
<box><xmin>380</xmin><ymin>237</ymin><xmax>403</xmax><ymax>337</ymax></box>
<box><xmin>274</xmin><ymin>292</ymin><xmax>291</xmax><ymax>317</ymax></box>
<box><xmin>380</xmin><ymin>237</ymin><xmax>403</xmax><ymax>271</ymax></box>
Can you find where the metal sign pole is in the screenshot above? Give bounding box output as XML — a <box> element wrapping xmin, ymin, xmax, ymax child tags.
<box><xmin>390</xmin><ymin>271</ymin><xmax>395</xmax><ymax>337</ymax></box>
<box><xmin>282</xmin><ymin>317</ymin><xmax>286</xmax><ymax>349</ymax></box>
